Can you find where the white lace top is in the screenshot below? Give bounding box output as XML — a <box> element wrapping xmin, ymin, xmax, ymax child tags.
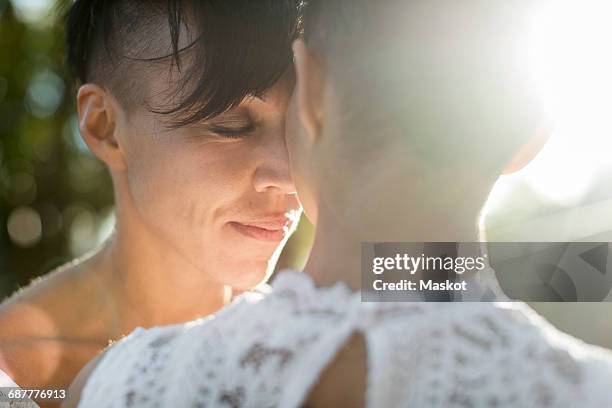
<box><xmin>79</xmin><ymin>270</ymin><xmax>612</xmax><ymax>408</ymax></box>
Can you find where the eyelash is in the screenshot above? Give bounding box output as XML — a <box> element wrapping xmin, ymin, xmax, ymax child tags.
<box><xmin>210</xmin><ymin>124</ymin><xmax>256</xmax><ymax>139</ymax></box>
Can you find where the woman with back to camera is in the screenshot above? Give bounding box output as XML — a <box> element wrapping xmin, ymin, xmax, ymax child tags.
<box><xmin>0</xmin><ymin>0</ymin><xmax>302</xmax><ymax>397</ymax></box>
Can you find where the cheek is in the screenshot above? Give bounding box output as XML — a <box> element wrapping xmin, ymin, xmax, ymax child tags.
<box><xmin>285</xmin><ymin>98</ymin><xmax>300</xmax><ymax>161</ymax></box>
<box><xmin>286</xmin><ymin>98</ymin><xmax>318</xmax><ymax>223</ymax></box>
<box><xmin>285</xmin><ymin>100</ymin><xmax>307</xmax><ymax>186</ymax></box>
<box><xmin>126</xmin><ymin>137</ymin><xmax>251</xmax><ymax>229</ymax></box>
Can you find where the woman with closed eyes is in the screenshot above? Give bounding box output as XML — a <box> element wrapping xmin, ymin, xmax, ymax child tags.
<box><xmin>0</xmin><ymin>0</ymin><xmax>302</xmax><ymax>400</ymax></box>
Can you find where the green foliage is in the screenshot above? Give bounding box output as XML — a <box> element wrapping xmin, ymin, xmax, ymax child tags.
<box><xmin>0</xmin><ymin>0</ymin><xmax>113</xmax><ymax>297</ymax></box>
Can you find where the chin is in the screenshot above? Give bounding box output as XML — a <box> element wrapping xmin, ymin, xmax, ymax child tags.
<box><xmin>223</xmin><ymin>260</ymin><xmax>272</xmax><ymax>291</ymax></box>
<box><xmin>211</xmin><ymin>234</ymin><xmax>289</xmax><ymax>290</ymax></box>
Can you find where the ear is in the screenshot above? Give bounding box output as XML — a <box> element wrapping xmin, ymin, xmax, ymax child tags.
<box><xmin>292</xmin><ymin>39</ymin><xmax>326</xmax><ymax>143</ymax></box>
<box><xmin>502</xmin><ymin>124</ymin><xmax>552</xmax><ymax>174</ymax></box>
<box><xmin>77</xmin><ymin>84</ymin><xmax>127</xmax><ymax>172</ymax></box>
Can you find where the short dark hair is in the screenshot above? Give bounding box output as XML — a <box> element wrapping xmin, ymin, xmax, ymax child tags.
<box><xmin>301</xmin><ymin>0</ymin><xmax>544</xmax><ymax>170</ymax></box>
<box><xmin>65</xmin><ymin>0</ymin><xmax>302</xmax><ymax>127</ymax></box>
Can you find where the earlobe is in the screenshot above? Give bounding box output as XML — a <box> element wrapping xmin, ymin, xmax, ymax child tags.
<box><xmin>502</xmin><ymin>124</ymin><xmax>552</xmax><ymax>175</ymax></box>
<box><xmin>292</xmin><ymin>39</ymin><xmax>326</xmax><ymax>144</ymax></box>
<box><xmin>77</xmin><ymin>84</ymin><xmax>126</xmax><ymax>172</ymax></box>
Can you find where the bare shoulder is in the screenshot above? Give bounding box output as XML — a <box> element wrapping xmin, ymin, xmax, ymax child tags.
<box><xmin>0</xmin><ymin>271</ymin><xmax>72</xmax><ymax>386</ymax></box>
<box><xmin>305</xmin><ymin>332</ymin><xmax>367</xmax><ymax>408</ymax></box>
<box><xmin>0</xmin><ymin>256</ymin><xmax>92</xmax><ymax>338</ymax></box>
<box><xmin>0</xmin><ymin>254</ymin><xmax>107</xmax><ymax>388</ymax></box>
<box><xmin>1</xmin><ymin>252</ymin><xmax>96</xmax><ymax>308</ymax></box>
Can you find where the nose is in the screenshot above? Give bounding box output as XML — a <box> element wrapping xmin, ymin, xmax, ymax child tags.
<box><xmin>252</xmin><ymin>132</ymin><xmax>297</xmax><ymax>195</ymax></box>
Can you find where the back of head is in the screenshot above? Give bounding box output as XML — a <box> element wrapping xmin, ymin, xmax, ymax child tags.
<box><xmin>295</xmin><ymin>0</ymin><xmax>547</xmax><ymax>239</ymax></box>
<box><xmin>302</xmin><ymin>0</ymin><xmax>544</xmax><ymax>180</ymax></box>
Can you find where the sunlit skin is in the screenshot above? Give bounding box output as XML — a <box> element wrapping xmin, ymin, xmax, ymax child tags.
<box><xmin>0</xmin><ymin>61</ymin><xmax>299</xmax><ymax>400</ymax></box>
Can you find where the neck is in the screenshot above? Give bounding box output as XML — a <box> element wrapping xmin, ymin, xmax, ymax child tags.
<box><xmin>92</xmin><ymin>197</ymin><xmax>228</xmax><ymax>337</ymax></box>
<box><xmin>305</xmin><ymin>185</ymin><xmax>487</xmax><ymax>291</ymax></box>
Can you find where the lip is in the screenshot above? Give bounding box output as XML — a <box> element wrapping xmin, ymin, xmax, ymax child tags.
<box><xmin>228</xmin><ymin>218</ymin><xmax>289</xmax><ymax>242</ymax></box>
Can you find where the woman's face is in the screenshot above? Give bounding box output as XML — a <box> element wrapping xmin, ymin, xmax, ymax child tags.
<box><xmin>120</xmin><ymin>72</ymin><xmax>300</xmax><ymax>290</ymax></box>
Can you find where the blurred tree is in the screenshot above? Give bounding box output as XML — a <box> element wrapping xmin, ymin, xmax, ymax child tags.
<box><xmin>0</xmin><ymin>0</ymin><xmax>114</xmax><ymax>298</ymax></box>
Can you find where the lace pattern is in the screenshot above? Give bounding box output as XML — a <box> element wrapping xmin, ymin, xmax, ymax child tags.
<box><xmin>79</xmin><ymin>270</ymin><xmax>612</xmax><ymax>408</ymax></box>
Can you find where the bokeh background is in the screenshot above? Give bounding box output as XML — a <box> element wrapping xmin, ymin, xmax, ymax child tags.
<box><xmin>1</xmin><ymin>0</ymin><xmax>612</xmax><ymax>347</ymax></box>
<box><xmin>1</xmin><ymin>0</ymin><xmax>114</xmax><ymax>291</ymax></box>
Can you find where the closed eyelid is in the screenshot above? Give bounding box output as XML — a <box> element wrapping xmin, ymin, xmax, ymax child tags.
<box><xmin>209</xmin><ymin>118</ymin><xmax>252</xmax><ymax>128</ymax></box>
<box><xmin>206</xmin><ymin>107</ymin><xmax>253</xmax><ymax>126</ymax></box>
